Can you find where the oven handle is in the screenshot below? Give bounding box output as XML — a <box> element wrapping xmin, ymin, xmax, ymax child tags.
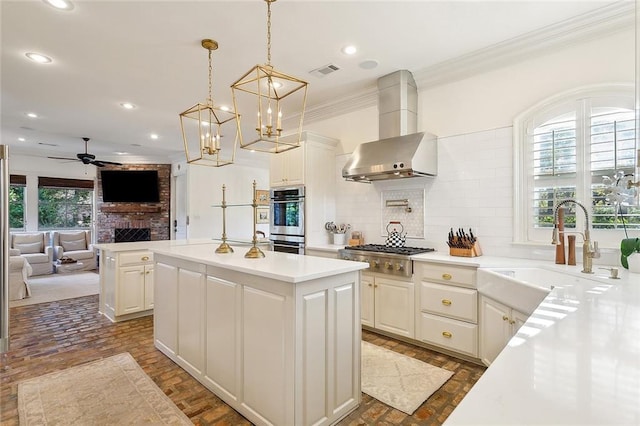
<box><xmin>271</xmin><ymin>199</ymin><xmax>304</xmax><ymax>204</ymax></box>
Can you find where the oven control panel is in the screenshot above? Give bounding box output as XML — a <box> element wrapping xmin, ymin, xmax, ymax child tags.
<box><xmin>338</xmin><ymin>250</ymin><xmax>413</xmax><ymax>278</ymax></box>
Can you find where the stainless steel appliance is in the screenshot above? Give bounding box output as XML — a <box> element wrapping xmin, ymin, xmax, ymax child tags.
<box><xmin>338</xmin><ymin>244</ymin><xmax>434</xmax><ymax>278</ymax></box>
<box><xmin>270</xmin><ymin>186</ymin><xmax>305</xmax><ymax>254</ymax></box>
<box><xmin>1</xmin><ymin>145</ymin><xmax>10</xmax><ymax>353</ymax></box>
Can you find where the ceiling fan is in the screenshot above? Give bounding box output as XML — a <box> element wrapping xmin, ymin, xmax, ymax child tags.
<box><xmin>48</xmin><ymin>137</ymin><xmax>123</xmax><ymax>167</ymax></box>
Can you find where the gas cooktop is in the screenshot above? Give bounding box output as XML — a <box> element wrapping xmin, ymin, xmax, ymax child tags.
<box><xmin>344</xmin><ymin>244</ymin><xmax>435</xmax><ymax>256</ymax></box>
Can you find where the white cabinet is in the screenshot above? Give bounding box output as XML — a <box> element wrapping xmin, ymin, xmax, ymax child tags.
<box><xmin>99</xmin><ymin>249</ymin><xmax>154</xmax><ymax>322</ymax></box>
<box><xmin>152</xmin><ymin>252</ymin><xmax>361</xmax><ymax>426</ymax></box>
<box><xmin>479</xmin><ymin>295</ymin><xmax>528</xmax><ymax>366</ymax></box>
<box><xmin>414</xmin><ymin>261</ymin><xmax>479</xmax><ymax>358</ymax></box>
<box><xmin>362</xmin><ymin>272</ymin><xmax>415</xmax><ymax>339</ymax></box>
<box><xmin>269</xmin><ymin>132</ymin><xmax>339</xmax><ymax>246</ymax></box>
<box><xmin>270</xmin><ymin>146</ymin><xmax>304</xmax><ymax>186</ymax></box>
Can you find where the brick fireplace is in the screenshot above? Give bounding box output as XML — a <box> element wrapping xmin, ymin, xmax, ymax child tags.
<box><xmin>96</xmin><ymin>164</ymin><xmax>171</xmax><ymax>243</ymax></box>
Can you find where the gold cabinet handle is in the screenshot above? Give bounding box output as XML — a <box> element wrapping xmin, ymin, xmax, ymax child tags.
<box><xmin>441</xmin><ymin>299</ymin><xmax>452</xmax><ymax>306</ymax></box>
<box><xmin>368</xmin><ymin>283</ymin><xmax>373</xmax><ymax>287</ymax></box>
<box><xmin>442</xmin><ymin>331</ymin><xmax>452</xmax><ymax>338</ymax></box>
<box><xmin>509</xmin><ymin>320</ymin><xmax>515</xmax><ymax>325</ymax></box>
<box><xmin>442</xmin><ymin>273</ymin><xmax>452</xmax><ymax>280</ymax></box>
<box><xmin>145</xmin><ymin>271</ymin><xmax>150</xmax><ymax>274</ymax></box>
<box><xmin>502</xmin><ymin>315</ymin><xmax>509</xmax><ymax>321</ymax></box>
<box><xmin>374</xmin><ymin>284</ymin><xmax>378</xmax><ymax>288</ymax></box>
<box><xmin>141</xmin><ymin>256</ymin><xmax>150</xmax><ymax>261</ymax></box>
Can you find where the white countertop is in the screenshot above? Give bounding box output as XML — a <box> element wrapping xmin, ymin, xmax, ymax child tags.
<box><xmin>150</xmin><ymin>243</ymin><xmax>368</xmax><ymax>283</ymax></box>
<box><xmin>442</xmin><ymin>260</ymin><xmax>640</xmax><ymax>424</ymax></box>
<box><xmin>94</xmin><ymin>238</ymin><xmax>216</xmax><ymax>252</ymax></box>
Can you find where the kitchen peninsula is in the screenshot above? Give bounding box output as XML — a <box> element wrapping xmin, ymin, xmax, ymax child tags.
<box><xmin>149</xmin><ymin>243</ymin><xmax>368</xmax><ymax>426</ymax></box>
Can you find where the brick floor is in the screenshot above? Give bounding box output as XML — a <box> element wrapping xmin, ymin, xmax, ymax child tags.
<box><xmin>0</xmin><ymin>295</ymin><xmax>486</xmax><ymax>425</ymax></box>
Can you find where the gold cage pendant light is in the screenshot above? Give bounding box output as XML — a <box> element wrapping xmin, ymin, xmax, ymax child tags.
<box><xmin>180</xmin><ymin>39</ymin><xmax>239</xmax><ymax>167</ymax></box>
<box><xmin>231</xmin><ymin>0</ymin><xmax>308</xmax><ymax>154</ymax></box>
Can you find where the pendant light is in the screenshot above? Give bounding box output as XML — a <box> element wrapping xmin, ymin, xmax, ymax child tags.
<box><xmin>180</xmin><ymin>39</ymin><xmax>239</xmax><ymax>167</ymax></box>
<box><xmin>231</xmin><ymin>0</ymin><xmax>308</xmax><ymax>154</ymax></box>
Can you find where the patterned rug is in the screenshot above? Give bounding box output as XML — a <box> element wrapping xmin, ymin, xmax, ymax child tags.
<box><xmin>18</xmin><ymin>352</ymin><xmax>191</xmax><ymax>425</ymax></box>
<box><xmin>361</xmin><ymin>341</ymin><xmax>454</xmax><ymax>415</ymax></box>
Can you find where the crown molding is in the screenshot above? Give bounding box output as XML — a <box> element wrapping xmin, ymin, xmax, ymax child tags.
<box><xmin>304</xmin><ymin>1</ymin><xmax>635</xmax><ymax>125</ymax></box>
<box><xmin>413</xmin><ymin>1</ymin><xmax>634</xmax><ymax>89</ymax></box>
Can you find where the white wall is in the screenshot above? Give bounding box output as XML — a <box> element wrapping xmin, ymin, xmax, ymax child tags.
<box><xmin>311</xmin><ymin>26</ymin><xmax>634</xmax><ymax>264</ymax></box>
<box><xmin>185</xmin><ymin>162</ymin><xmax>269</xmax><ymax>241</ymax></box>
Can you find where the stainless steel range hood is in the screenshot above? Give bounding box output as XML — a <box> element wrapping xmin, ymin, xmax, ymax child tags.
<box><xmin>342</xmin><ymin>70</ymin><xmax>437</xmax><ymax>183</ymax></box>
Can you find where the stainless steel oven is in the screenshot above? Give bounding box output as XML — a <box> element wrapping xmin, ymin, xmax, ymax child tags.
<box><xmin>270</xmin><ymin>186</ymin><xmax>304</xmax><ymax>237</ymax></box>
<box><xmin>271</xmin><ymin>235</ymin><xmax>305</xmax><ymax>255</ymax></box>
<box><xmin>270</xmin><ymin>185</ymin><xmax>305</xmax><ymax>254</ymax></box>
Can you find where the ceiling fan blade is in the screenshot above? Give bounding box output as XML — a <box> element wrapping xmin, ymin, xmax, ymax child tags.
<box><xmin>94</xmin><ymin>160</ymin><xmax>123</xmax><ymax>166</ymax></box>
<box><xmin>48</xmin><ymin>156</ymin><xmax>79</xmax><ymax>161</ymax></box>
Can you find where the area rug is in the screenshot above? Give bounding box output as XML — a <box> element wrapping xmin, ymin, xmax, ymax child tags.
<box><xmin>18</xmin><ymin>352</ymin><xmax>192</xmax><ymax>425</ymax></box>
<box><xmin>361</xmin><ymin>341</ymin><xmax>454</xmax><ymax>415</ymax></box>
<box><xmin>10</xmin><ymin>271</ymin><xmax>99</xmax><ymax>307</ymax></box>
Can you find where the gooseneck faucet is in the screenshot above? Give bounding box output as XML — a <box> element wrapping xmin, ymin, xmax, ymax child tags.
<box><xmin>551</xmin><ymin>199</ymin><xmax>600</xmax><ymax>274</ymax></box>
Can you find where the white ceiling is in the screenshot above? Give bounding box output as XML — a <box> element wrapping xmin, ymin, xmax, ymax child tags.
<box><xmin>0</xmin><ymin>0</ymin><xmax>628</xmax><ymax>165</ymax></box>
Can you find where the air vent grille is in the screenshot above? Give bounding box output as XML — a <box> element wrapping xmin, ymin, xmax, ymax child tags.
<box><xmin>309</xmin><ymin>63</ymin><xmax>340</xmax><ymax>78</ymax></box>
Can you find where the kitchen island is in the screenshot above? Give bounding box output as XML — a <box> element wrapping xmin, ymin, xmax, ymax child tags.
<box><xmin>150</xmin><ymin>244</ymin><xmax>368</xmax><ymax>426</ymax></box>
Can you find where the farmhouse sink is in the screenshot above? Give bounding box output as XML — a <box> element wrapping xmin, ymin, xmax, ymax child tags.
<box><xmin>477</xmin><ymin>267</ymin><xmax>561</xmax><ymax>315</ymax></box>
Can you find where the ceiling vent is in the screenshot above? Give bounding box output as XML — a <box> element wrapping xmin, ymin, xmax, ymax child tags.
<box><xmin>309</xmin><ymin>63</ymin><xmax>340</xmax><ymax>78</ymax></box>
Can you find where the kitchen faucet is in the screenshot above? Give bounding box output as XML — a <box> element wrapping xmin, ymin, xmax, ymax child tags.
<box><xmin>551</xmin><ymin>199</ymin><xmax>600</xmax><ymax>274</ymax></box>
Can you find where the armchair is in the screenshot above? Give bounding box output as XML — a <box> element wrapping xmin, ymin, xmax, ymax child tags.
<box><xmin>9</xmin><ymin>249</ymin><xmax>32</xmax><ymax>300</ymax></box>
<box><xmin>52</xmin><ymin>230</ymin><xmax>97</xmax><ymax>271</ymax></box>
<box><xmin>10</xmin><ymin>232</ymin><xmax>54</xmax><ymax>276</ymax></box>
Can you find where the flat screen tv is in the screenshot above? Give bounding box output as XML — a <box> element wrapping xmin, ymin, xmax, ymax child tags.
<box><xmin>101</xmin><ymin>170</ymin><xmax>160</xmax><ymax>203</ymax></box>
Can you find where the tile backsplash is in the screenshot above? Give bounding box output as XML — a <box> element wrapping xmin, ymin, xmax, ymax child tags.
<box><xmin>334</xmin><ymin>126</ymin><xmax>524</xmax><ymax>255</ymax></box>
<box><xmin>381</xmin><ymin>189</ymin><xmax>424</xmax><ymax>238</ymax></box>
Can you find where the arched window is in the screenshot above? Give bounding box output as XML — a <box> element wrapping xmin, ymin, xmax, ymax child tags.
<box><xmin>514</xmin><ymin>84</ymin><xmax>639</xmax><ymax>248</ymax></box>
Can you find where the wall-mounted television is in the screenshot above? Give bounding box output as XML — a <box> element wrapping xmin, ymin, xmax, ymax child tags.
<box><xmin>100</xmin><ymin>170</ymin><xmax>160</xmax><ymax>203</ymax></box>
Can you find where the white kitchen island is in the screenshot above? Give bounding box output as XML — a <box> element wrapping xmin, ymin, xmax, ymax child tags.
<box><xmin>150</xmin><ymin>244</ymin><xmax>368</xmax><ymax>426</ymax></box>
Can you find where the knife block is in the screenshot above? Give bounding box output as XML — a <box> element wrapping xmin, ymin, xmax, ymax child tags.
<box><xmin>449</xmin><ymin>239</ymin><xmax>482</xmax><ymax>257</ymax></box>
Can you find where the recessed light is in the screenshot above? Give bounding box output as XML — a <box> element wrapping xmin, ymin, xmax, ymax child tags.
<box><xmin>342</xmin><ymin>45</ymin><xmax>357</xmax><ymax>55</ymax></box>
<box><xmin>18</xmin><ymin>137</ymin><xmax>26</xmax><ymax>142</ymax></box>
<box><xmin>26</xmin><ymin>112</ymin><xmax>38</xmax><ymax>118</ymax></box>
<box><xmin>359</xmin><ymin>59</ymin><xmax>379</xmax><ymax>70</ymax></box>
<box><xmin>43</xmin><ymin>0</ymin><xmax>74</xmax><ymax>10</ymax></box>
<box><xmin>114</xmin><ymin>151</ymin><xmax>128</xmax><ymax>155</ymax></box>
<box><xmin>120</xmin><ymin>102</ymin><xmax>136</xmax><ymax>110</ymax></box>
<box><xmin>150</xmin><ymin>133</ymin><xmax>159</xmax><ymax>140</ymax></box>
<box><xmin>270</xmin><ymin>81</ymin><xmax>283</xmax><ymax>89</ymax></box>
<box><xmin>25</xmin><ymin>52</ymin><xmax>52</xmax><ymax>64</ymax></box>
<box><xmin>220</xmin><ymin>106</ymin><xmax>230</xmax><ymax>112</ymax></box>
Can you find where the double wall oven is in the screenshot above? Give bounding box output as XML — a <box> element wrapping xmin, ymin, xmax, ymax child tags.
<box><xmin>269</xmin><ymin>185</ymin><xmax>305</xmax><ymax>254</ymax></box>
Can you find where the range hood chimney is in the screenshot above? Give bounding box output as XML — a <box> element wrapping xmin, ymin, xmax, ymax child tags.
<box><xmin>342</xmin><ymin>70</ymin><xmax>437</xmax><ymax>182</ymax></box>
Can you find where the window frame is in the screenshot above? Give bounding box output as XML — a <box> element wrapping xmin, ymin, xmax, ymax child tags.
<box><xmin>37</xmin><ymin>177</ymin><xmax>95</xmax><ymax>231</ymax></box>
<box><xmin>513</xmin><ymin>83</ymin><xmax>636</xmax><ymax>249</ymax></box>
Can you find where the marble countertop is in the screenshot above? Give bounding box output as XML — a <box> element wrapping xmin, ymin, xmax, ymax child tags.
<box><xmin>150</xmin><ymin>243</ymin><xmax>368</xmax><ymax>283</ymax></box>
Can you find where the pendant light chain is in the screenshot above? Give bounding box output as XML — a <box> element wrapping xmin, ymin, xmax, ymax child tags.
<box><xmin>207</xmin><ymin>47</ymin><xmax>213</xmax><ymax>106</ymax></box>
<box><xmin>266</xmin><ymin>0</ymin><xmax>272</xmax><ymax>65</ymax></box>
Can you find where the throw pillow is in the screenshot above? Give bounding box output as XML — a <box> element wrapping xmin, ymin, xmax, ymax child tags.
<box><xmin>62</xmin><ymin>239</ymin><xmax>87</xmax><ymax>252</ymax></box>
<box><xmin>14</xmin><ymin>241</ymin><xmax>43</xmax><ymax>254</ymax></box>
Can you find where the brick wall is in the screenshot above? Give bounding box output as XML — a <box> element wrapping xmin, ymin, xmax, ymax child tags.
<box><xmin>96</xmin><ymin>164</ymin><xmax>171</xmax><ymax>243</ymax></box>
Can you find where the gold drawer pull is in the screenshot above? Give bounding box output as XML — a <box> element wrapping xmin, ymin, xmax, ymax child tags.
<box><xmin>441</xmin><ymin>299</ymin><xmax>452</xmax><ymax>306</ymax></box>
<box><xmin>509</xmin><ymin>320</ymin><xmax>515</xmax><ymax>325</ymax></box>
<box><xmin>442</xmin><ymin>331</ymin><xmax>452</xmax><ymax>338</ymax></box>
<box><xmin>141</xmin><ymin>256</ymin><xmax>150</xmax><ymax>261</ymax></box>
<box><xmin>442</xmin><ymin>273</ymin><xmax>452</xmax><ymax>280</ymax></box>
<box><xmin>502</xmin><ymin>315</ymin><xmax>509</xmax><ymax>321</ymax></box>
<box><xmin>368</xmin><ymin>283</ymin><xmax>373</xmax><ymax>287</ymax></box>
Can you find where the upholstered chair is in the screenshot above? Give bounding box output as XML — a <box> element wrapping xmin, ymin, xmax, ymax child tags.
<box><xmin>9</xmin><ymin>248</ymin><xmax>32</xmax><ymax>300</ymax></box>
<box><xmin>10</xmin><ymin>232</ymin><xmax>54</xmax><ymax>276</ymax></box>
<box><xmin>52</xmin><ymin>230</ymin><xmax>97</xmax><ymax>271</ymax></box>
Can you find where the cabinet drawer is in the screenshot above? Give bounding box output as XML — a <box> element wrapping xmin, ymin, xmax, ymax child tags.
<box><xmin>119</xmin><ymin>251</ymin><xmax>153</xmax><ymax>266</ymax></box>
<box><xmin>419</xmin><ymin>312</ymin><xmax>478</xmax><ymax>357</ymax></box>
<box><xmin>417</xmin><ymin>263</ymin><xmax>476</xmax><ymax>288</ymax></box>
<box><xmin>420</xmin><ymin>282</ymin><xmax>477</xmax><ymax>323</ymax></box>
